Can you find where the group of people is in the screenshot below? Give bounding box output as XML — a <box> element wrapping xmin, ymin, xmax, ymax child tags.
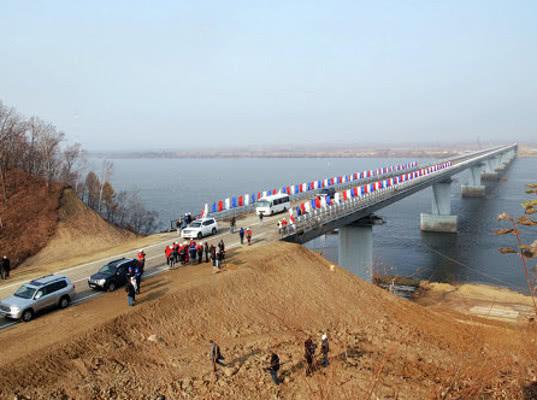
<box><xmin>0</xmin><ymin>255</ymin><xmax>10</xmax><ymax>280</ymax></box>
<box><xmin>175</xmin><ymin>213</ymin><xmax>194</xmax><ymax>234</ymax></box>
<box><xmin>125</xmin><ymin>249</ymin><xmax>146</xmax><ymax>307</ymax></box>
<box><xmin>238</xmin><ymin>226</ymin><xmax>253</xmax><ymax>245</ymax></box>
<box><xmin>210</xmin><ymin>333</ymin><xmax>330</xmax><ymax>385</ymax></box>
<box><xmin>164</xmin><ymin>239</ymin><xmax>226</xmax><ymax>269</ymax></box>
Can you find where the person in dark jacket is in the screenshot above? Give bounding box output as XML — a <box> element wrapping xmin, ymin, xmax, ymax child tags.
<box><xmin>320</xmin><ymin>334</ymin><xmax>330</xmax><ymax>367</ymax></box>
<box><xmin>210</xmin><ymin>245</ymin><xmax>217</xmax><ymax>267</ymax></box>
<box><xmin>134</xmin><ymin>263</ymin><xmax>143</xmax><ymax>294</ymax></box>
<box><xmin>304</xmin><ymin>337</ymin><xmax>316</xmax><ymax>376</ymax></box>
<box><xmin>210</xmin><ymin>340</ymin><xmax>225</xmax><ymax>372</ymax></box>
<box><xmin>204</xmin><ymin>242</ymin><xmax>210</xmax><ymax>263</ymax></box>
<box><xmin>218</xmin><ymin>240</ymin><xmax>225</xmax><ymax>259</ymax></box>
<box><xmin>269</xmin><ymin>353</ymin><xmax>281</xmax><ymax>385</ymax></box>
<box><xmin>230</xmin><ymin>216</ymin><xmax>236</xmax><ymax>233</ymax></box>
<box><xmin>196</xmin><ymin>244</ymin><xmax>203</xmax><ymax>264</ymax></box>
<box><xmin>126</xmin><ymin>279</ymin><xmax>136</xmax><ymax>306</ymax></box>
<box><xmin>0</xmin><ymin>256</ymin><xmax>7</xmax><ymax>280</ymax></box>
<box><xmin>239</xmin><ymin>227</ymin><xmax>245</xmax><ymax>245</ymax></box>
<box><xmin>189</xmin><ymin>243</ymin><xmax>197</xmax><ymax>265</ymax></box>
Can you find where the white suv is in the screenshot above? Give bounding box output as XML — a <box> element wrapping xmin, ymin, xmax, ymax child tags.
<box><xmin>181</xmin><ymin>218</ymin><xmax>218</xmax><ymax>239</ymax></box>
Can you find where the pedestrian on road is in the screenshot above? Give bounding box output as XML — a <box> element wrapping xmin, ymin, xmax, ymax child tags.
<box><xmin>0</xmin><ymin>258</ymin><xmax>5</xmax><ymax>280</ymax></box>
<box><xmin>204</xmin><ymin>241</ymin><xmax>210</xmax><ymax>263</ymax></box>
<box><xmin>126</xmin><ymin>279</ymin><xmax>136</xmax><ymax>307</ymax></box>
<box><xmin>165</xmin><ymin>245</ymin><xmax>172</xmax><ymax>266</ymax></box>
<box><xmin>189</xmin><ymin>242</ymin><xmax>197</xmax><ymax>265</ymax></box>
<box><xmin>210</xmin><ymin>340</ymin><xmax>225</xmax><ymax>372</ymax></box>
<box><xmin>304</xmin><ymin>337</ymin><xmax>316</xmax><ymax>376</ymax></box>
<box><xmin>197</xmin><ymin>243</ymin><xmax>203</xmax><ymax>264</ymax></box>
<box><xmin>239</xmin><ymin>227</ymin><xmax>245</xmax><ymax>245</ymax></box>
<box><xmin>4</xmin><ymin>256</ymin><xmax>12</xmax><ymax>279</ymax></box>
<box><xmin>134</xmin><ymin>263</ymin><xmax>143</xmax><ymax>294</ymax></box>
<box><xmin>320</xmin><ymin>334</ymin><xmax>330</xmax><ymax>367</ymax></box>
<box><xmin>268</xmin><ymin>353</ymin><xmax>281</xmax><ymax>385</ymax></box>
<box><xmin>259</xmin><ymin>212</ymin><xmax>264</xmax><ymax>223</ymax></box>
<box><xmin>176</xmin><ymin>218</ymin><xmax>182</xmax><ymax>235</ymax></box>
<box><xmin>210</xmin><ymin>244</ymin><xmax>217</xmax><ymax>267</ymax></box>
<box><xmin>137</xmin><ymin>249</ymin><xmax>146</xmax><ymax>273</ymax></box>
<box><xmin>246</xmin><ymin>227</ymin><xmax>253</xmax><ymax>246</ymax></box>
<box><xmin>230</xmin><ymin>216</ymin><xmax>236</xmax><ymax>234</ymax></box>
<box><xmin>218</xmin><ymin>239</ymin><xmax>225</xmax><ymax>260</ymax></box>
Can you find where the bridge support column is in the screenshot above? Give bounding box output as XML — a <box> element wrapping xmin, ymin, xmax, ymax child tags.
<box><xmin>481</xmin><ymin>157</ymin><xmax>499</xmax><ymax>181</ymax></box>
<box><xmin>338</xmin><ymin>217</ymin><xmax>375</xmax><ymax>282</ymax></box>
<box><xmin>461</xmin><ymin>164</ymin><xmax>485</xmax><ymax>197</ymax></box>
<box><xmin>420</xmin><ymin>180</ymin><xmax>457</xmax><ymax>233</ymax></box>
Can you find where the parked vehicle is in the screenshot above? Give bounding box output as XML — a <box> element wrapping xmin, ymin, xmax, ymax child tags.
<box><xmin>255</xmin><ymin>193</ymin><xmax>290</xmax><ymax>216</ymax></box>
<box><xmin>0</xmin><ymin>275</ymin><xmax>75</xmax><ymax>322</ymax></box>
<box><xmin>88</xmin><ymin>258</ymin><xmax>138</xmax><ymax>291</ymax></box>
<box><xmin>319</xmin><ymin>187</ymin><xmax>336</xmax><ymax>198</ymax></box>
<box><xmin>181</xmin><ymin>217</ymin><xmax>218</xmax><ymax>239</ymax></box>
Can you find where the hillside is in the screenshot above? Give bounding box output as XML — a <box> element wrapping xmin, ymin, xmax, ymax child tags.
<box><xmin>1</xmin><ymin>242</ymin><xmax>536</xmax><ymax>399</ymax></box>
<box><xmin>0</xmin><ymin>171</ymin><xmax>136</xmax><ymax>271</ymax></box>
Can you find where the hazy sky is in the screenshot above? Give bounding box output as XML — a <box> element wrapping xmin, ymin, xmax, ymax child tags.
<box><xmin>1</xmin><ymin>1</ymin><xmax>536</xmax><ymax>150</ymax></box>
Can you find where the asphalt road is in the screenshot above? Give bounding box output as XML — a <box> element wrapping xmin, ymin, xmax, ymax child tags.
<box><xmin>0</xmin><ymin>211</ymin><xmax>280</xmax><ymax>331</ymax></box>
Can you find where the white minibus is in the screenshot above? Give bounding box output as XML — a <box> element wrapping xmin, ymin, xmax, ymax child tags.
<box><xmin>255</xmin><ymin>193</ymin><xmax>291</xmax><ymax>216</ymax></box>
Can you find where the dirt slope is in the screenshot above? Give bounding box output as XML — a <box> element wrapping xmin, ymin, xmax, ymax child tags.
<box><xmin>22</xmin><ymin>188</ymin><xmax>136</xmax><ymax>268</ymax></box>
<box><xmin>0</xmin><ymin>171</ymin><xmax>63</xmax><ymax>267</ymax></box>
<box><xmin>1</xmin><ymin>243</ymin><xmax>537</xmax><ymax>399</ymax></box>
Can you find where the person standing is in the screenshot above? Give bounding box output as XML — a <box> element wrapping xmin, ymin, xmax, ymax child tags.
<box><xmin>239</xmin><ymin>227</ymin><xmax>245</xmax><ymax>245</ymax></box>
<box><xmin>320</xmin><ymin>334</ymin><xmax>330</xmax><ymax>367</ymax></box>
<box><xmin>246</xmin><ymin>227</ymin><xmax>253</xmax><ymax>246</ymax></box>
<box><xmin>230</xmin><ymin>216</ymin><xmax>236</xmax><ymax>233</ymax></box>
<box><xmin>126</xmin><ymin>279</ymin><xmax>136</xmax><ymax>307</ymax></box>
<box><xmin>137</xmin><ymin>249</ymin><xmax>146</xmax><ymax>273</ymax></box>
<box><xmin>304</xmin><ymin>337</ymin><xmax>316</xmax><ymax>376</ymax></box>
<box><xmin>210</xmin><ymin>244</ymin><xmax>217</xmax><ymax>267</ymax></box>
<box><xmin>218</xmin><ymin>240</ymin><xmax>225</xmax><ymax>260</ymax></box>
<box><xmin>259</xmin><ymin>212</ymin><xmax>264</xmax><ymax>223</ymax></box>
<box><xmin>210</xmin><ymin>340</ymin><xmax>225</xmax><ymax>372</ymax></box>
<box><xmin>2</xmin><ymin>256</ymin><xmax>10</xmax><ymax>279</ymax></box>
<box><xmin>269</xmin><ymin>353</ymin><xmax>281</xmax><ymax>385</ymax></box>
<box><xmin>0</xmin><ymin>257</ymin><xmax>5</xmax><ymax>280</ymax></box>
<box><xmin>204</xmin><ymin>242</ymin><xmax>210</xmax><ymax>263</ymax></box>
<box><xmin>134</xmin><ymin>263</ymin><xmax>143</xmax><ymax>294</ymax></box>
<box><xmin>165</xmin><ymin>245</ymin><xmax>172</xmax><ymax>266</ymax></box>
<box><xmin>176</xmin><ymin>219</ymin><xmax>182</xmax><ymax>235</ymax></box>
<box><xmin>197</xmin><ymin>243</ymin><xmax>203</xmax><ymax>264</ymax></box>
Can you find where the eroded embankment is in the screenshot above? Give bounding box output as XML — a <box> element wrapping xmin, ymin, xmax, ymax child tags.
<box><xmin>1</xmin><ymin>242</ymin><xmax>537</xmax><ymax>400</ymax></box>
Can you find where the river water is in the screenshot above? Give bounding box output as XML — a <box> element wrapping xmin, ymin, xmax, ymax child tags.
<box><xmin>95</xmin><ymin>156</ymin><xmax>536</xmax><ymax>293</ymax></box>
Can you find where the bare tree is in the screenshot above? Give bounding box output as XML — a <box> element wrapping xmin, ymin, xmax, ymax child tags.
<box><xmin>84</xmin><ymin>171</ymin><xmax>101</xmax><ymax>210</ymax></box>
<box><xmin>98</xmin><ymin>159</ymin><xmax>113</xmax><ymax>212</ymax></box>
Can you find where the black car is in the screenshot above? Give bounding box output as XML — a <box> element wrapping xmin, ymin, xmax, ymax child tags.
<box><xmin>88</xmin><ymin>258</ymin><xmax>138</xmax><ymax>292</ymax></box>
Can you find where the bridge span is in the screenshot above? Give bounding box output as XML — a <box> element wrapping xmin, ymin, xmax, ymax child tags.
<box><xmin>279</xmin><ymin>144</ymin><xmax>517</xmax><ymax>280</ymax></box>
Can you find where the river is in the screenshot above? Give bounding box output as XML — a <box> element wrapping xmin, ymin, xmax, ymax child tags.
<box><xmin>93</xmin><ymin>156</ymin><xmax>536</xmax><ymax>293</ymax></box>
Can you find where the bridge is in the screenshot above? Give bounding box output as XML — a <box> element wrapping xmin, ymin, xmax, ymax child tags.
<box><xmin>278</xmin><ymin>144</ymin><xmax>517</xmax><ymax>279</ymax></box>
<box><xmin>0</xmin><ymin>144</ymin><xmax>517</xmax><ymax>331</ymax></box>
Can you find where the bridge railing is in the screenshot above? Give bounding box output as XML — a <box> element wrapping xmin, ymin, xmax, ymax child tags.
<box><xmin>280</xmin><ymin>144</ymin><xmax>516</xmax><ymax>239</ymax></box>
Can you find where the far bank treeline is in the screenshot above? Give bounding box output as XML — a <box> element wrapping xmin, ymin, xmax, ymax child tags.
<box><xmin>0</xmin><ymin>100</ymin><xmax>158</xmax><ymax>234</ymax></box>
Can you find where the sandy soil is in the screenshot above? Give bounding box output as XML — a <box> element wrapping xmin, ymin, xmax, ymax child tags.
<box><xmin>416</xmin><ymin>281</ymin><xmax>536</xmax><ymax>323</ymax></box>
<box><xmin>2</xmin><ymin>243</ymin><xmax>537</xmax><ymax>400</ymax></box>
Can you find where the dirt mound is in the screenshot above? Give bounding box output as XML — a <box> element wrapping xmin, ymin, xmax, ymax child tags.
<box><xmin>23</xmin><ymin>188</ymin><xmax>136</xmax><ymax>268</ymax></box>
<box><xmin>1</xmin><ymin>243</ymin><xmax>537</xmax><ymax>399</ymax></box>
<box><xmin>0</xmin><ymin>170</ymin><xmax>63</xmax><ymax>267</ymax></box>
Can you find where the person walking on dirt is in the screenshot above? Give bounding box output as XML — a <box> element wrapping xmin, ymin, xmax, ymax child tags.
<box><xmin>216</xmin><ymin>248</ymin><xmax>224</xmax><ymax>269</ymax></box>
<box><xmin>189</xmin><ymin>242</ymin><xmax>197</xmax><ymax>265</ymax></box>
<box><xmin>320</xmin><ymin>334</ymin><xmax>330</xmax><ymax>367</ymax></box>
<box><xmin>239</xmin><ymin>227</ymin><xmax>245</xmax><ymax>245</ymax></box>
<box><xmin>197</xmin><ymin>243</ymin><xmax>203</xmax><ymax>264</ymax></box>
<box><xmin>259</xmin><ymin>212</ymin><xmax>264</xmax><ymax>223</ymax></box>
<box><xmin>210</xmin><ymin>340</ymin><xmax>225</xmax><ymax>372</ymax></box>
<box><xmin>204</xmin><ymin>242</ymin><xmax>210</xmax><ymax>263</ymax></box>
<box><xmin>246</xmin><ymin>227</ymin><xmax>253</xmax><ymax>246</ymax></box>
<box><xmin>268</xmin><ymin>353</ymin><xmax>281</xmax><ymax>385</ymax></box>
<box><xmin>126</xmin><ymin>279</ymin><xmax>136</xmax><ymax>307</ymax></box>
<box><xmin>173</xmin><ymin>244</ymin><xmax>180</xmax><ymax>267</ymax></box>
<box><xmin>230</xmin><ymin>216</ymin><xmax>236</xmax><ymax>234</ymax></box>
<box><xmin>304</xmin><ymin>337</ymin><xmax>316</xmax><ymax>376</ymax></box>
<box><xmin>165</xmin><ymin>245</ymin><xmax>172</xmax><ymax>266</ymax></box>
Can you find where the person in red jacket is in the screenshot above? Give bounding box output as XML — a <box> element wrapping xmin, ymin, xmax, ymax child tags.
<box><xmin>165</xmin><ymin>245</ymin><xmax>172</xmax><ymax>266</ymax></box>
<box><xmin>137</xmin><ymin>249</ymin><xmax>146</xmax><ymax>273</ymax></box>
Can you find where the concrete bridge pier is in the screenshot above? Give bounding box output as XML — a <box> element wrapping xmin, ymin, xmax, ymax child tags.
<box><xmin>420</xmin><ymin>179</ymin><xmax>457</xmax><ymax>233</ymax></box>
<box><xmin>461</xmin><ymin>164</ymin><xmax>485</xmax><ymax>197</ymax></box>
<box><xmin>481</xmin><ymin>157</ymin><xmax>500</xmax><ymax>181</ymax></box>
<box><xmin>338</xmin><ymin>216</ymin><xmax>382</xmax><ymax>282</ymax></box>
